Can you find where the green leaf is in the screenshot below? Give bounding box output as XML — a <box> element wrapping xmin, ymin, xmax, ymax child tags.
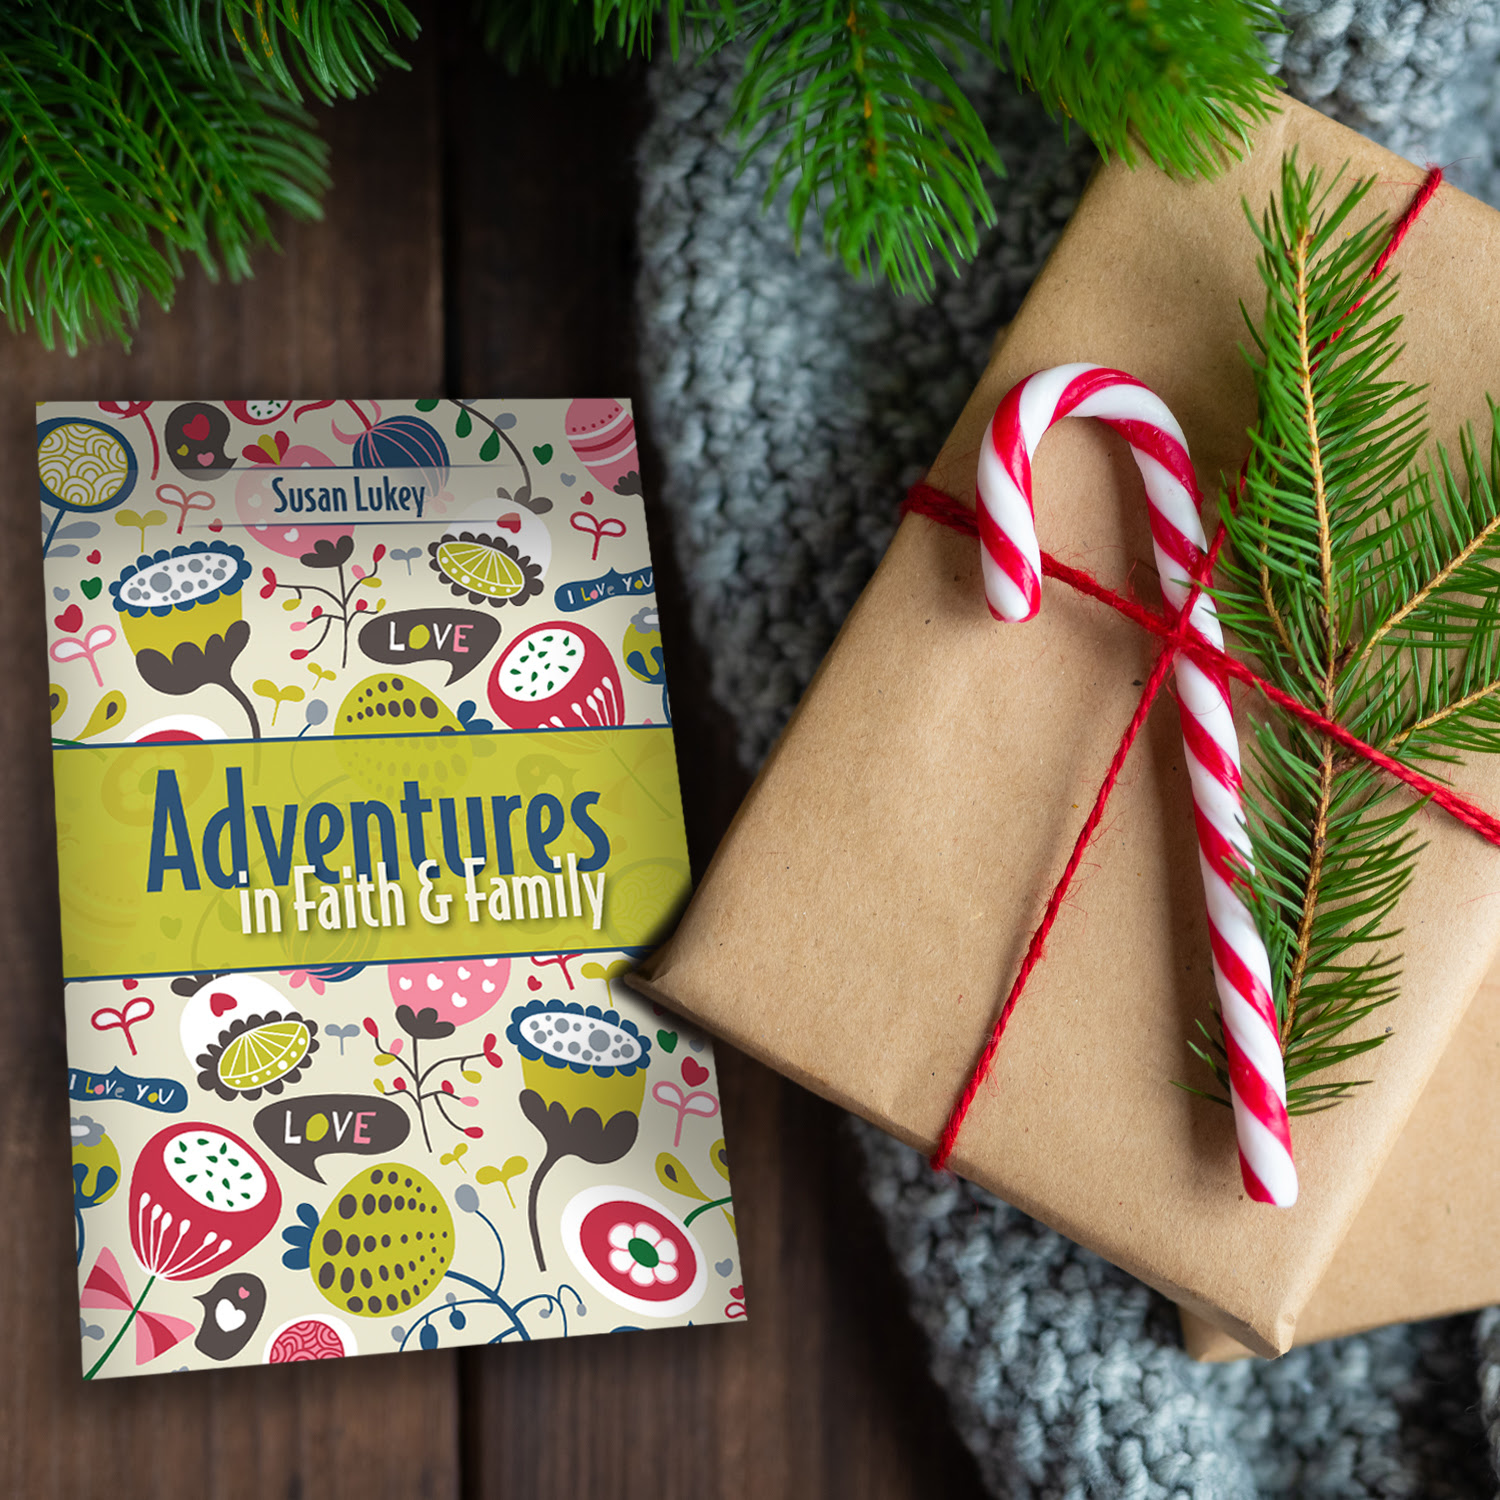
<box><xmin>479</xmin><ymin>430</ymin><xmax>500</xmax><ymax>462</ymax></box>
<box><xmin>455</xmin><ymin>408</ymin><xmax>473</xmax><ymax>439</ymax></box>
<box><xmin>415</xmin><ymin>398</ymin><xmax>439</xmax><ymax>411</ymax></box>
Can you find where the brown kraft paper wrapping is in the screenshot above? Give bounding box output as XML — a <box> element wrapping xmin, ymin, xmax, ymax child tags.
<box><xmin>1181</xmin><ymin>956</ymin><xmax>1500</xmax><ymax>1361</ymax></box>
<box><xmin>631</xmin><ymin>97</ymin><xmax>1500</xmax><ymax>1357</ymax></box>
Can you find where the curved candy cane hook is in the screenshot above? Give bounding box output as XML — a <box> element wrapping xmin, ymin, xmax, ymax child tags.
<box><xmin>977</xmin><ymin>362</ymin><xmax>1296</xmax><ymax>1208</ymax></box>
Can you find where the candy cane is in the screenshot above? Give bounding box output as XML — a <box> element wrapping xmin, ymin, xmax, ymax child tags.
<box><xmin>976</xmin><ymin>362</ymin><xmax>1296</xmax><ymax>1208</ymax></box>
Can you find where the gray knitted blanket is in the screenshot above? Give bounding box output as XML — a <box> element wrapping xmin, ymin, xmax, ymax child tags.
<box><xmin>636</xmin><ymin>8</ymin><xmax>1500</xmax><ymax>1496</ymax></box>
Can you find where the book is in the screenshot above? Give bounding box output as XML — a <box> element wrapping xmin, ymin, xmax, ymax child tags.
<box><xmin>39</xmin><ymin>397</ymin><xmax>744</xmax><ymax>1378</ymax></box>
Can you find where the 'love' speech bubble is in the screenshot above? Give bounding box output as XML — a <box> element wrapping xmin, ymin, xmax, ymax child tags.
<box><xmin>358</xmin><ymin>608</ymin><xmax>501</xmax><ymax>685</ymax></box>
<box><xmin>254</xmin><ymin>1093</ymin><xmax>411</xmax><ymax>1183</ymax></box>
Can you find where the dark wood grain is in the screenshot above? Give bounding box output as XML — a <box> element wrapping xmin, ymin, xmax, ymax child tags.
<box><xmin>440</xmin><ymin>29</ymin><xmax>987</xmax><ymax>1500</ymax></box>
<box><xmin>0</xmin><ymin>27</ymin><xmax>458</xmax><ymax>1500</ymax></box>
<box><xmin>0</xmin><ymin>14</ymin><xmax>987</xmax><ymax>1499</ymax></box>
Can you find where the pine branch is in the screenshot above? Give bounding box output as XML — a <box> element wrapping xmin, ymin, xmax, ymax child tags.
<box><xmin>141</xmin><ymin>0</ymin><xmax>418</xmax><ymax>103</ymax></box>
<box><xmin>473</xmin><ymin>0</ymin><xmax>747</xmax><ymax>76</ymax></box>
<box><xmin>1005</xmin><ymin>0</ymin><xmax>1282</xmax><ymax>179</ymax></box>
<box><xmin>0</xmin><ymin>0</ymin><xmax>412</xmax><ymax>351</ymax></box>
<box><xmin>723</xmin><ymin>1</ymin><xmax>1000</xmax><ymax>296</ymax></box>
<box><xmin>1</xmin><ymin>21</ymin><xmax>326</xmax><ymax>350</ymax></box>
<box><xmin>5</xmin><ymin>1</ymin><xmax>1287</xmax><ymax>348</ymax></box>
<box><xmin>1193</xmin><ymin>154</ymin><xmax>1500</xmax><ymax>1115</ymax></box>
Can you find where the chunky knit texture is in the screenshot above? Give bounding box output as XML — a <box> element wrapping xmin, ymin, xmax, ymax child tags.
<box><xmin>636</xmin><ymin>10</ymin><xmax>1500</xmax><ymax>1495</ymax></box>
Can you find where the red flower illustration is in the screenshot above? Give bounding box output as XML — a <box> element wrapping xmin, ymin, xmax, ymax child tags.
<box><xmin>83</xmin><ymin>1123</ymin><xmax>281</xmax><ymax>1378</ymax></box>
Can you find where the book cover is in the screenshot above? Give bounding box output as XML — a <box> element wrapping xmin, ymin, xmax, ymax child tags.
<box><xmin>38</xmin><ymin>398</ymin><xmax>743</xmax><ymax>1378</ymax></box>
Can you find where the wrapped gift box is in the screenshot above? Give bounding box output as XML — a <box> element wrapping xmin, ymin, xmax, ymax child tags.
<box><xmin>1181</xmin><ymin>955</ymin><xmax>1500</xmax><ymax>1359</ymax></box>
<box><xmin>632</xmin><ymin>97</ymin><xmax>1500</xmax><ymax>1356</ymax></box>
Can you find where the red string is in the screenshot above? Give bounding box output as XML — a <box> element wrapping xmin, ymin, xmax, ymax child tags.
<box><xmin>914</xmin><ymin>166</ymin><xmax>1453</xmax><ymax>1172</ymax></box>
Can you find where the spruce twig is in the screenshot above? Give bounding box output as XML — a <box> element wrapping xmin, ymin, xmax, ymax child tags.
<box><xmin>1192</xmin><ymin>154</ymin><xmax>1500</xmax><ymax>1114</ymax></box>
<box><xmin>0</xmin><ymin>0</ymin><xmax>413</xmax><ymax>351</ymax></box>
<box><xmin>3</xmin><ymin>1</ymin><xmax>1286</xmax><ymax>348</ymax></box>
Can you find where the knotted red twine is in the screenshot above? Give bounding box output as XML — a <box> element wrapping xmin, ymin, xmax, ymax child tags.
<box><xmin>904</xmin><ymin>166</ymin><xmax>1481</xmax><ymax>1201</ymax></box>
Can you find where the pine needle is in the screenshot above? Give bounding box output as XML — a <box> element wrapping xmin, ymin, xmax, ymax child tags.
<box><xmin>1192</xmin><ymin>154</ymin><xmax>1500</xmax><ymax>1114</ymax></box>
<box><xmin>0</xmin><ymin>0</ymin><xmax>412</xmax><ymax>351</ymax></box>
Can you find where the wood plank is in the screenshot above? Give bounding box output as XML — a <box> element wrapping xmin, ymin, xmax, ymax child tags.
<box><xmin>442</xmin><ymin>35</ymin><xmax>988</xmax><ymax>1500</ymax></box>
<box><xmin>0</xmin><ymin>24</ymin><xmax>458</xmax><ymax>1500</ymax></box>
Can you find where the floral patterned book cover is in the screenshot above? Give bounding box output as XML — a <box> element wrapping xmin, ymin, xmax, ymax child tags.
<box><xmin>38</xmin><ymin>397</ymin><xmax>744</xmax><ymax>1379</ymax></box>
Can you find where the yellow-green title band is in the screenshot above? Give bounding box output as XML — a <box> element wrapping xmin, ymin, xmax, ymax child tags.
<box><xmin>54</xmin><ymin>728</ymin><xmax>689</xmax><ymax>980</ymax></box>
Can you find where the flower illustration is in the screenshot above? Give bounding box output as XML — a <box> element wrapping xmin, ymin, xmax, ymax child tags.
<box><xmin>388</xmin><ymin>957</ymin><xmax>509</xmax><ymax>1030</ymax></box>
<box><xmin>130</xmin><ymin>1125</ymin><xmax>282</xmax><ymax>1280</ymax></box>
<box><xmin>428</xmin><ymin>531</ymin><xmax>543</xmax><ymax>607</ymax></box>
<box><xmin>83</xmin><ymin>1123</ymin><xmax>282</xmax><ymax>1378</ymax></box>
<box><xmin>559</xmin><ymin>1186</ymin><xmax>706</xmax><ymax>1320</ymax></box>
<box><xmin>110</xmin><ymin>539</ymin><xmax>251</xmax><ymax>646</ymax></box>
<box><xmin>506</xmin><ymin>999</ymin><xmax>652</xmax><ymax>1272</ymax></box>
<box><xmin>506</xmin><ymin>998</ymin><xmax>650</xmax><ymax>1079</ymax></box>
<box><xmin>194</xmin><ymin>1010</ymin><xmax>318</xmax><ymax>1101</ymax></box>
<box><xmin>280</xmin><ymin>1163</ymin><xmax>452</xmax><ymax>1320</ymax></box>
<box><xmin>133</xmin><ymin>617</ymin><xmax>261</xmax><ymax>738</ymax></box>
<box><xmin>606</xmin><ymin>1219</ymin><xmax>679</xmax><ymax>1287</ymax></box>
<box><xmin>299</xmin><ymin>534</ymin><xmax>355</xmax><ymax>569</ymax></box>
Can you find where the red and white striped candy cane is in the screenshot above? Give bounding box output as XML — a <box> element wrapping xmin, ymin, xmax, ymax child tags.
<box><xmin>976</xmin><ymin>362</ymin><xmax>1297</xmax><ymax>1208</ymax></box>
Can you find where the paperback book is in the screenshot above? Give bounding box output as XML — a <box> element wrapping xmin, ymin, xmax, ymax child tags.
<box><xmin>38</xmin><ymin>397</ymin><xmax>742</xmax><ymax>1378</ymax></box>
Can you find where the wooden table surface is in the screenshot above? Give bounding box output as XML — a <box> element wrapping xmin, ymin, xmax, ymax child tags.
<box><xmin>0</xmin><ymin>13</ymin><xmax>988</xmax><ymax>1498</ymax></box>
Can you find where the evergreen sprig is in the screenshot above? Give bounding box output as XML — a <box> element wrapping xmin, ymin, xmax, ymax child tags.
<box><xmin>145</xmin><ymin>0</ymin><xmax>418</xmax><ymax>103</ymax></box>
<box><xmin>4</xmin><ymin>1</ymin><xmax>1283</xmax><ymax>349</ymax></box>
<box><xmin>1188</xmin><ymin>155</ymin><xmax>1500</xmax><ymax>1114</ymax></box>
<box><xmin>723</xmin><ymin>2</ymin><xmax>1001</xmax><ymax>294</ymax></box>
<box><xmin>481</xmin><ymin>0</ymin><xmax>1282</xmax><ymax>296</ymax></box>
<box><xmin>1007</xmin><ymin>0</ymin><xmax>1281</xmax><ymax>179</ymax></box>
<box><xmin>0</xmin><ymin>0</ymin><xmax>414</xmax><ymax>352</ymax></box>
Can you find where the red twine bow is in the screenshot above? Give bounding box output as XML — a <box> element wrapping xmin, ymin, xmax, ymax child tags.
<box><xmin>910</xmin><ymin>166</ymin><xmax>1462</xmax><ymax>1174</ymax></box>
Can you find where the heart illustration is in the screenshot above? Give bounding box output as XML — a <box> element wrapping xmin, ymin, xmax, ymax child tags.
<box><xmin>183</xmin><ymin>412</ymin><xmax>211</xmax><ymax>441</ymax></box>
<box><xmin>532</xmin><ymin>444</ymin><xmax>553</xmax><ymax>464</ymax></box>
<box><xmin>80</xmin><ymin>578</ymin><xmax>102</xmax><ymax>599</ymax></box>
<box><xmin>681</xmin><ymin>1058</ymin><xmax>709</xmax><ymax>1087</ymax></box>
<box><xmin>175</xmin><ymin>443</ymin><xmax>188</xmax><ymax>456</ymax></box>
<box><xmin>495</xmin><ymin>513</ymin><xmax>522</xmax><ymax>533</ymax></box>
<box><xmin>209</xmin><ymin>992</ymin><xmax>236</xmax><ymax>1017</ymax></box>
<box><xmin>688</xmin><ymin>1038</ymin><xmax>705</xmax><ymax>1051</ymax></box>
<box><xmin>214</xmin><ymin>1299</ymin><xmax>247</xmax><ymax>1333</ymax></box>
<box><xmin>731</xmin><ymin>1285</ymin><xmax>745</xmax><ymax>1299</ymax></box>
<box><xmin>87</xmin><ymin>549</ymin><xmax>101</xmax><ymax>565</ymax></box>
<box><xmin>527</xmin><ymin>976</ymin><xmax>542</xmax><ymax>991</ymax></box>
<box><xmin>53</xmin><ymin>588</ymin><xmax>69</xmax><ymax>601</ymax></box>
<box><xmin>559</xmin><ymin>472</ymin><xmax>576</xmax><ymax>486</ymax></box>
<box><xmin>656</xmin><ymin>1029</ymin><xmax>678</xmax><ymax>1053</ymax></box>
<box><xmin>715</xmin><ymin>1259</ymin><xmax>733</xmax><ymax>1277</ymax></box>
<box><xmin>196</xmin><ymin>452</ymin><xmax>216</xmax><ymax>467</ymax></box>
<box><xmin>160</xmin><ymin>916</ymin><xmax>182</xmax><ymax>939</ymax></box>
<box><xmin>54</xmin><ymin>604</ymin><xmax>83</xmax><ymax>633</ymax></box>
<box><xmin>209</xmin><ymin>520</ymin><xmax>224</xmax><ymax>532</ymax></box>
<box><xmin>580</xmin><ymin>490</ymin><xmax>595</xmax><ymax>506</ymax></box>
